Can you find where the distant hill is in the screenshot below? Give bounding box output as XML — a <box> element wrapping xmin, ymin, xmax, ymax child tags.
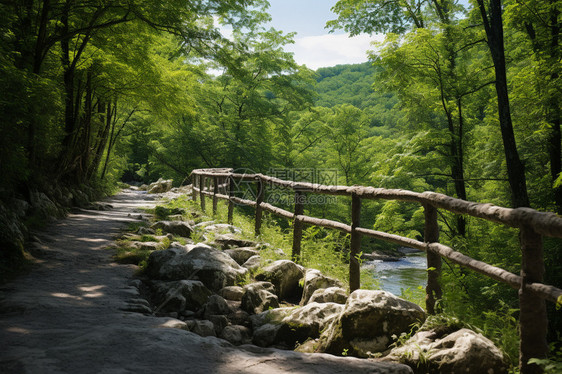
<box><xmin>314</xmin><ymin>62</ymin><xmax>396</xmax><ymax>111</ymax></box>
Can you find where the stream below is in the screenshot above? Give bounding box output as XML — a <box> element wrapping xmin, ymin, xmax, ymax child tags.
<box><xmin>363</xmin><ymin>252</ymin><xmax>428</xmax><ymax>297</ymax></box>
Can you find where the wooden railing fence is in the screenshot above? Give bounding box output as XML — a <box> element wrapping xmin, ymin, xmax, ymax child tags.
<box><xmin>190</xmin><ymin>168</ymin><xmax>562</xmax><ymax>374</ymax></box>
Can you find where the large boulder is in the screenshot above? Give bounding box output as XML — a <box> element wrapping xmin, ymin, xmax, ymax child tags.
<box><xmin>385</xmin><ymin>328</ymin><xmax>508</xmax><ymax>373</ymax></box>
<box><xmin>241</xmin><ymin>282</ymin><xmax>279</xmax><ymax>314</ymax></box>
<box><xmin>148</xmin><ymin>178</ymin><xmax>173</xmax><ymax>194</ymax></box>
<box><xmin>255</xmin><ymin>260</ymin><xmax>304</xmax><ymax>301</ymax></box>
<box><xmin>225</xmin><ymin>247</ymin><xmax>259</xmax><ymax>265</ymax></box>
<box><xmin>252</xmin><ymin>302</ymin><xmax>344</xmax><ymax>348</ymax></box>
<box><xmin>149</xmin><ymin>280</ymin><xmax>212</xmax><ymax>314</ymax></box>
<box><xmin>309</xmin><ymin>287</ymin><xmax>348</xmax><ymax>304</ymax></box>
<box><xmin>318</xmin><ymin>290</ymin><xmax>426</xmax><ymax>357</ymax></box>
<box><xmin>300</xmin><ymin>269</ymin><xmax>344</xmax><ymax>305</ymax></box>
<box><xmin>150</xmin><ymin>221</ymin><xmax>193</xmax><ymax>238</ymax></box>
<box><xmin>145</xmin><ymin>245</ymin><xmax>248</xmax><ymax>291</ymax></box>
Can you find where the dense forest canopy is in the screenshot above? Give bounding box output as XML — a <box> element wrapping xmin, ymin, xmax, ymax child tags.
<box><xmin>0</xmin><ymin>0</ymin><xmax>560</xmax><ymax>370</ymax></box>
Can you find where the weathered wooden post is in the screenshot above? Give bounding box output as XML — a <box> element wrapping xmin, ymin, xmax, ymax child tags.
<box><xmin>227</xmin><ymin>176</ymin><xmax>234</xmax><ymax>225</ymax></box>
<box><xmin>292</xmin><ymin>190</ymin><xmax>304</xmax><ymax>263</ymax></box>
<box><xmin>213</xmin><ymin>176</ymin><xmax>218</xmax><ymax>215</ymax></box>
<box><xmin>519</xmin><ymin>226</ymin><xmax>547</xmax><ymax>374</ymax></box>
<box><xmin>254</xmin><ymin>177</ymin><xmax>264</xmax><ymax>236</ymax></box>
<box><xmin>424</xmin><ymin>203</ymin><xmax>442</xmax><ymax>314</ymax></box>
<box><xmin>199</xmin><ymin>174</ymin><xmax>206</xmax><ymax>212</ymax></box>
<box><xmin>192</xmin><ymin>173</ymin><xmax>197</xmax><ymax>202</ymax></box>
<box><xmin>349</xmin><ymin>193</ymin><xmax>362</xmax><ymax>292</ymax></box>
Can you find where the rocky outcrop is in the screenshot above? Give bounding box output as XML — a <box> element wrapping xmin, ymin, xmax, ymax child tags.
<box><xmin>255</xmin><ymin>260</ymin><xmax>304</xmax><ymax>301</ymax></box>
<box><xmin>300</xmin><ymin>269</ymin><xmax>344</xmax><ymax>305</ymax></box>
<box><xmin>318</xmin><ymin>290</ymin><xmax>426</xmax><ymax>357</ymax></box>
<box><xmin>145</xmin><ymin>245</ymin><xmax>247</xmax><ymax>291</ymax></box>
<box><xmin>385</xmin><ymin>328</ymin><xmax>508</xmax><ymax>373</ymax></box>
<box><xmin>309</xmin><ymin>287</ymin><xmax>348</xmax><ymax>304</ymax></box>
<box><xmin>150</xmin><ymin>221</ymin><xmax>193</xmax><ymax>238</ymax></box>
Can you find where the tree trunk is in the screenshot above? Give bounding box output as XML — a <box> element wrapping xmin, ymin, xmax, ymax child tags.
<box><xmin>477</xmin><ymin>0</ymin><xmax>530</xmax><ymax>209</ymax></box>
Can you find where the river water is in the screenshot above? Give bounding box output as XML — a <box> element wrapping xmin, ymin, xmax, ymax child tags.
<box><xmin>362</xmin><ymin>252</ymin><xmax>428</xmax><ymax>297</ymax></box>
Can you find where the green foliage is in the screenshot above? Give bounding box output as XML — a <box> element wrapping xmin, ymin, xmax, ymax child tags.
<box><xmin>528</xmin><ymin>345</ymin><xmax>562</xmax><ymax>374</ymax></box>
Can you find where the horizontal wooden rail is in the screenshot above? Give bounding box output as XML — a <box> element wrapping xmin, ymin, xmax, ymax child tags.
<box><xmin>190</xmin><ymin>168</ymin><xmax>562</xmax><ymax>374</ymax></box>
<box><xmin>197</xmin><ymin>171</ymin><xmax>562</xmax><ymax>237</ymax></box>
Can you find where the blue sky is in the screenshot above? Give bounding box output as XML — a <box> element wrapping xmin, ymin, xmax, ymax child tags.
<box><xmin>265</xmin><ymin>0</ymin><xmax>384</xmax><ymax>69</ymax></box>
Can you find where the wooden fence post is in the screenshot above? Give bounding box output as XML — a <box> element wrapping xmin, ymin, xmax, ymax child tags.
<box><xmin>349</xmin><ymin>193</ymin><xmax>362</xmax><ymax>292</ymax></box>
<box><xmin>213</xmin><ymin>176</ymin><xmax>218</xmax><ymax>215</ymax></box>
<box><xmin>254</xmin><ymin>177</ymin><xmax>264</xmax><ymax>236</ymax></box>
<box><xmin>292</xmin><ymin>190</ymin><xmax>304</xmax><ymax>263</ymax></box>
<box><xmin>519</xmin><ymin>226</ymin><xmax>547</xmax><ymax>374</ymax></box>
<box><xmin>424</xmin><ymin>203</ymin><xmax>442</xmax><ymax>314</ymax></box>
<box><xmin>199</xmin><ymin>174</ymin><xmax>205</xmax><ymax>212</ymax></box>
<box><xmin>192</xmin><ymin>174</ymin><xmax>197</xmax><ymax>202</ymax></box>
<box><xmin>227</xmin><ymin>176</ymin><xmax>234</xmax><ymax>225</ymax></box>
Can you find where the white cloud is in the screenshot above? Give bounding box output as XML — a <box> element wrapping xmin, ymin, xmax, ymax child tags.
<box><xmin>287</xmin><ymin>33</ymin><xmax>385</xmax><ymax>70</ymax></box>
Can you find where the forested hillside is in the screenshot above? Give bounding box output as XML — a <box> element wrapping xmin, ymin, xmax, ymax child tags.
<box><xmin>0</xmin><ymin>0</ymin><xmax>560</xmax><ymax>370</ymax></box>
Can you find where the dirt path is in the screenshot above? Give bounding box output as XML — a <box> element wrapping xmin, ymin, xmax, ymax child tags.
<box><xmin>0</xmin><ymin>189</ymin><xmax>411</xmax><ymax>374</ymax></box>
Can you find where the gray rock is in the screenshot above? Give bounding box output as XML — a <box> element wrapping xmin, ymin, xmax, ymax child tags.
<box><xmin>300</xmin><ymin>269</ymin><xmax>344</xmax><ymax>305</ymax></box>
<box><xmin>226</xmin><ymin>309</ymin><xmax>250</xmax><ymax>326</ymax></box>
<box><xmin>0</xmin><ymin>203</ymin><xmax>26</xmax><ymax>257</ymax></box>
<box><xmin>241</xmin><ymin>255</ymin><xmax>261</xmax><ymax>271</ymax></box>
<box><xmin>219</xmin><ymin>286</ymin><xmax>245</xmax><ymax>301</ymax></box>
<box><xmin>213</xmin><ymin>234</ymin><xmax>258</xmax><ymax>249</ymax></box>
<box><xmin>203</xmin><ymin>295</ymin><xmax>231</xmax><ymax>319</ymax></box>
<box><xmin>318</xmin><ymin>290</ymin><xmax>426</xmax><ymax>357</ymax></box>
<box><xmin>225</xmin><ymin>247</ymin><xmax>259</xmax><ymax>265</ymax></box>
<box><xmin>385</xmin><ymin>328</ymin><xmax>508</xmax><ymax>373</ymax></box>
<box><xmin>219</xmin><ymin>325</ymin><xmax>252</xmax><ymax>346</ymax></box>
<box><xmin>30</xmin><ymin>191</ymin><xmax>60</xmax><ymax>217</ymax></box>
<box><xmin>148</xmin><ymin>179</ymin><xmax>173</xmax><ymax>194</ymax></box>
<box><xmin>9</xmin><ymin>198</ymin><xmax>30</xmax><ymax>218</ymax></box>
<box><xmin>203</xmin><ymin>224</ymin><xmax>242</xmax><ymax>234</ymax></box>
<box><xmin>150</xmin><ymin>280</ymin><xmax>212</xmax><ymax>314</ymax></box>
<box><xmin>249</xmin><ymin>307</ymin><xmax>293</xmax><ymax>330</ymax></box>
<box><xmin>251</xmin><ymin>303</ymin><xmax>344</xmax><ymax>348</ymax></box>
<box><xmin>309</xmin><ymin>287</ymin><xmax>348</xmax><ymax>304</ymax></box>
<box><xmin>137</xmin><ymin>227</ymin><xmax>156</xmax><ymax>235</ymax></box>
<box><xmin>145</xmin><ymin>245</ymin><xmax>247</xmax><ymax>291</ymax></box>
<box><xmin>208</xmin><ymin>314</ymin><xmax>229</xmax><ymax>335</ymax></box>
<box><xmin>190</xmin><ymin>320</ymin><xmax>216</xmax><ymax>337</ymax></box>
<box><xmin>150</xmin><ymin>221</ymin><xmax>193</xmax><ymax>238</ymax></box>
<box><xmin>132</xmin><ymin>241</ymin><xmax>161</xmax><ymax>251</ymax></box>
<box><xmin>255</xmin><ymin>260</ymin><xmax>304</xmax><ymax>301</ymax></box>
<box><xmin>241</xmin><ymin>282</ymin><xmax>279</xmax><ymax>314</ymax></box>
